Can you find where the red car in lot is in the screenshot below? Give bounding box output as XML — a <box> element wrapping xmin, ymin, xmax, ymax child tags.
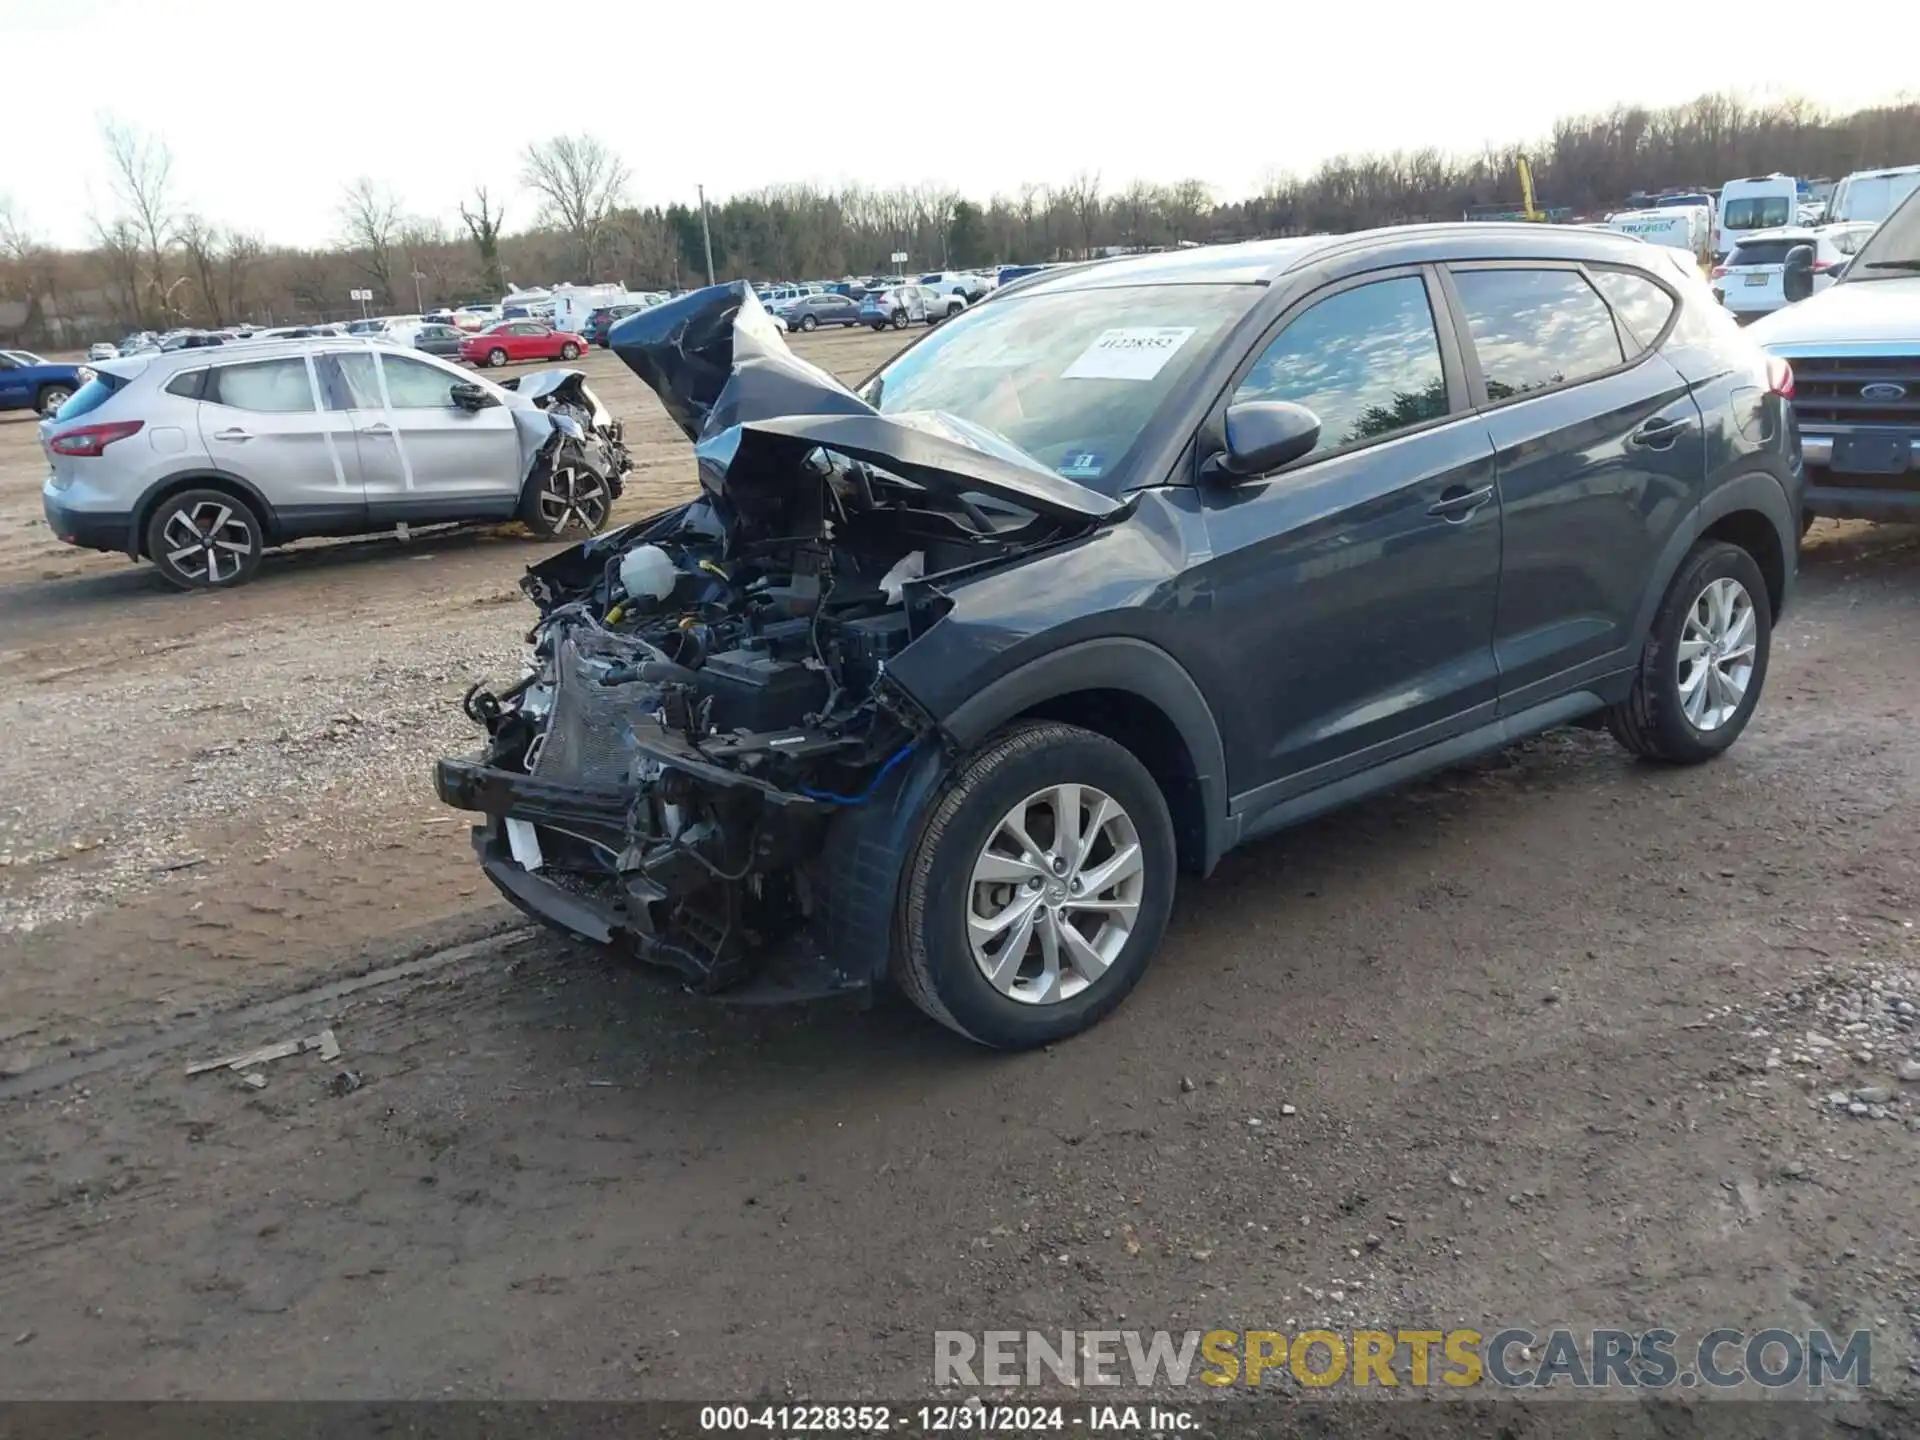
<box><xmin>459</xmin><ymin>320</ymin><xmax>588</xmax><ymax>368</ymax></box>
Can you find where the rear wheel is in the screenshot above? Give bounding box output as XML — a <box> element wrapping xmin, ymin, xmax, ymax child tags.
<box><xmin>799</xmin><ymin>313</ymin><xmax>818</xmax><ymax>332</ymax></box>
<box><xmin>486</xmin><ymin>347</ymin><xmax>508</xmax><ymax>367</ymax></box>
<box><xmin>891</xmin><ymin>310</ymin><xmax>909</xmax><ymax>330</ymax></box>
<box><xmin>37</xmin><ymin>385</ymin><xmax>73</xmax><ymax>418</ymax></box>
<box><xmin>894</xmin><ymin>721</ymin><xmax>1176</xmax><ymax>1049</ymax></box>
<box><xmin>145</xmin><ymin>489</ymin><xmax>265</xmax><ymax>590</ymax></box>
<box><xmin>1607</xmin><ymin>540</ymin><xmax>1771</xmax><ymax>764</ymax></box>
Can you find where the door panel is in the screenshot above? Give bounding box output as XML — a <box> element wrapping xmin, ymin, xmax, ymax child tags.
<box><xmin>203</xmin><ymin>354</ymin><xmax>365</xmax><ymax>521</ymax></box>
<box><xmin>1191</xmin><ymin>270</ymin><xmax>1503</xmax><ymax>806</ymax></box>
<box><xmin>1441</xmin><ymin>263</ymin><xmax>1707</xmax><ymax>709</ymax></box>
<box><xmin>1199</xmin><ymin>422</ymin><xmax>1502</xmax><ymax>803</ymax></box>
<box><xmin>1479</xmin><ymin>361</ymin><xmax>1702</xmax><ymax>707</ymax></box>
<box><xmin>375</xmin><ymin>352</ymin><xmax>523</xmax><ymax>507</ymax></box>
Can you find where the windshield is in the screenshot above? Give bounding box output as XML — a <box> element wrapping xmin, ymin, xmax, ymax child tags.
<box><xmin>1725</xmin><ymin>196</ymin><xmax>1792</xmax><ymax>230</ymax></box>
<box><xmin>1843</xmin><ymin>187</ymin><xmax>1920</xmax><ymax>279</ymax></box>
<box><xmin>860</xmin><ymin>283</ymin><xmax>1254</xmax><ymax>492</ymax></box>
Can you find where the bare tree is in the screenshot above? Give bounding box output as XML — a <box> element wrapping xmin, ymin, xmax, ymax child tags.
<box><xmin>521</xmin><ymin>135</ymin><xmax>630</xmax><ymax>278</ymax></box>
<box><xmin>0</xmin><ymin>196</ymin><xmax>39</xmax><ymax>264</ymax></box>
<box><xmin>99</xmin><ymin>118</ymin><xmax>179</xmax><ymax>325</ymax></box>
<box><xmin>459</xmin><ymin>185</ymin><xmax>508</xmax><ymax>297</ymax></box>
<box><xmin>177</xmin><ymin>213</ymin><xmax>225</xmax><ymax>325</ymax></box>
<box><xmin>339</xmin><ymin>177</ymin><xmax>401</xmax><ymax>306</ymax></box>
<box><xmin>1061</xmin><ymin>171</ymin><xmax>1102</xmax><ymax>258</ymax></box>
<box><xmin>220</xmin><ymin>231</ymin><xmax>264</xmax><ymax>323</ymax></box>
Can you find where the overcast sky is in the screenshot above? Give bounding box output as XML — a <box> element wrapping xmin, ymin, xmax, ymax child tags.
<box><xmin>3</xmin><ymin>0</ymin><xmax>1911</xmax><ymax>250</ymax></box>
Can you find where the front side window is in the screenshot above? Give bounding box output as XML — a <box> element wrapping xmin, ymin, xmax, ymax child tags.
<box><xmin>1451</xmin><ymin>268</ymin><xmax>1625</xmax><ymax>402</ymax></box>
<box><xmin>1233</xmin><ymin>276</ymin><xmax>1449</xmax><ymax>458</ymax></box>
<box><xmin>379</xmin><ymin>354</ymin><xmax>465</xmax><ymax>408</ymax></box>
<box><xmin>210</xmin><ymin>357</ymin><xmax>316</xmax><ymax>412</ymax></box>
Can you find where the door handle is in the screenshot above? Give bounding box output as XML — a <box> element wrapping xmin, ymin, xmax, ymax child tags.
<box><xmin>212</xmin><ymin>427</ymin><xmax>252</xmax><ymax>442</ymax></box>
<box><xmin>359</xmin><ymin>423</ymin><xmax>394</xmax><ymax>436</ymax></box>
<box><xmin>1427</xmin><ymin>483</ymin><xmax>1494</xmax><ymax>521</ymax></box>
<box><xmin>1630</xmin><ymin>417</ymin><xmax>1685</xmax><ymax>450</ymax></box>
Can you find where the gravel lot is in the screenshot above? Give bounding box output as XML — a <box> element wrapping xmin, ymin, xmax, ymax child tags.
<box><xmin>1</xmin><ymin>329</ymin><xmax>1917</xmax><ymax>1408</ymax></box>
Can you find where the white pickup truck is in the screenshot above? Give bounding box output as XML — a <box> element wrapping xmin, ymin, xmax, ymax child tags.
<box><xmin>1749</xmin><ymin>185</ymin><xmax>1920</xmax><ymax>529</ymax></box>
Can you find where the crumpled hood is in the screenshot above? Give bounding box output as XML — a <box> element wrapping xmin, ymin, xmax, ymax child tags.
<box><xmin>608</xmin><ymin>281</ymin><xmax>1119</xmax><ymax>522</ymax></box>
<box><xmin>1749</xmin><ymin>275</ymin><xmax>1920</xmax><ymax>349</ymax></box>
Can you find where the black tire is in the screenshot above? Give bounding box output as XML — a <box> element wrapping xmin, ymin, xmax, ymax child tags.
<box><xmin>1607</xmin><ymin>540</ymin><xmax>1771</xmax><ymax>764</ymax></box>
<box><xmin>891</xmin><ymin>310</ymin><xmax>909</xmax><ymax>330</ymax></box>
<box><xmin>37</xmin><ymin>385</ymin><xmax>74</xmax><ymax>418</ymax></box>
<box><xmin>870</xmin><ymin>321</ymin><xmax>886</xmax><ymax>331</ymax></box>
<box><xmin>559</xmin><ymin>342</ymin><xmax>579</xmax><ymax>360</ymax></box>
<box><xmin>894</xmin><ymin>720</ymin><xmax>1177</xmax><ymax>1049</ymax></box>
<box><xmin>519</xmin><ymin>453</ymin><xmax>614</xmax><ymax>539</ymax></box>
<box><xmin>144</xmin><ymin>488</ymin><xmax>265</xmax><ymax>591</ymax></box>
<box><xmin>799</xmin><ymin>313</ymin><xmax>818</xmax><ymax>332</ymax></box>
<box><xmin>486</xmin><ymin>347</ymin><xmax>508</xmax><ymax>367</ymax></box>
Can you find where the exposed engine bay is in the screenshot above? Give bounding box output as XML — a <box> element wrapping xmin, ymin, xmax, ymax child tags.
<box><xmin>437</xmin><ymin>283</ymin><xmax>1117</xmax><ymax>993</ymax></box>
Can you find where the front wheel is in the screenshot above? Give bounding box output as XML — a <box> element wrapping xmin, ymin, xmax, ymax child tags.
<box><xmin>1607</xmin><ymin>540</ymin><xmax>1771</xmax><ymax>763</ymax></box>
<box><xmin>486</xmin><ymin>348</ymin><xmax>509</xmax><ymax>367</ymax></box>
<box><xmin>521</xmin><ymin>455</ymin><xmax>613</xmax><ymax>539</ymax></box>
<box><xmin>146</xmin><ymin>489</ymin><xmax>265</xmax><ymax>590</ymax></box>
<box><xmin>893</xmin><ymin>720</ymin><xmax>1177</xmax><ymax>1049</ymax></box>
<box><xmin>559</xmin><ymin>342</ymin><xmax>579</xmax><ymax>360</ymax></box>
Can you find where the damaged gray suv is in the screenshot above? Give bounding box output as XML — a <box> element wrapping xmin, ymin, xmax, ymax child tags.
<box><xmin>437</xmin><ymin>226</ymin><xmax>1802</xmax><ymax>1049</ymax></box>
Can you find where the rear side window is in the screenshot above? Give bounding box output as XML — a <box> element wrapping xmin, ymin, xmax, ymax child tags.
<box><xmin>1589</xmin><ymin>270</ymin><xmax>1678</xmax><ymax>353</ymax></box>
<box><xmin>164</xmin><ymin>369</ymin><xmax>209</xmax><ymax>400</ymax></box>
<box><xmin>209</xmin><ymin>357</ymin><xmax>316</xmax><ymax>412</ymax></box>
<box><xmin>1451</xmin><ymin>269</ymin><xmax>1625</xmax><ymax>402</ymax></box>
<box><xmin>1724</xmin><ymin>196</ymin><xmax>1793</xmax><ymax>230</ymax></box>
<box><xmin>53</xmin><ymin>373</ymin><xmax>129</xmax><ymax>421</ymax></box>
<box><xmin>1233</xmin><ymin>275</ymin><xmax>1450</xmax><ymax>459</ymax></box>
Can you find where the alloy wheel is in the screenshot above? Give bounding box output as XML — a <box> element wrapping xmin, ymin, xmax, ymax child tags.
<box><xmin>1677</xmin><ymin>576</ymin><xmax>1756</xmax><ymax>732</ymax></box>
<box><xmin>536</xmin><ymin>464</ymin><xmax>610</xmax><ymax>535</ymax></box>
<box><xmin>159</xmin><ymin>500</ymin><xmax>255</xmax><ymax>585</ymax></box>
<box><xmin>39</xmin><ymin>388</ymin><xmax>73</xmax><ymax>417</ymax></box>
<box><xmin>967</xmin><ymin>784</ymin><xmax>1145</xmax><ymax>1006</ymax></box>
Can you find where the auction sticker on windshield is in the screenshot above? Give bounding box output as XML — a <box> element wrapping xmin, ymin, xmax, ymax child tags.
<box><xmin>1063</xmin><ymin>327</ymin><xmax>1197</xmax><ymax>381</ymax></box>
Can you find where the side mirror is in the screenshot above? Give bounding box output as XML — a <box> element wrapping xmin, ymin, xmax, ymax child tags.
<box><xmin>1208</xmin><ymin>400</ymin><xmax>1322</xmax><ymax>480</ymax></box>
<box><xmin>448</xmin><ymin>381</ymin><xmax>495</xmax><ymax>411</ymax></box>
<box><xmin>1782</xmin><ymin>244</ymin><xmax>1816</xmax><ymax>304</ymax></box>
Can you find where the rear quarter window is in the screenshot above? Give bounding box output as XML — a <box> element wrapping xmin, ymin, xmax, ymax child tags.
<box><xmin>53</xmin><ymin>373</ymin><xmax>130</xmax><ymax>422</ymax></box>
<box><xmin>1589</xmin><ymin>269</ymin><xmax>1679</xmax><ymax>354</ymax></box>
<box><xmin>1450</xmin><ymin>268</ymin><xmax>1626</xmax><ymax>401</ymax></box>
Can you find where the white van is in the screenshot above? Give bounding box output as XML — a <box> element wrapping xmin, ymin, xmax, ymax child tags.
<box><xmin>1830</xmin><ymin>164</ymin><xmax>1920</xmax><ymax>226</ymax></box>
<box><xmin>1604</xmin><ymin>206</ymin><xmax>1711</xmax><ymax>268</ymax></box>
<box><xmin>1715</xmin><ymin>174</ymin><xmax>1798</xmax><ymax>257</ymax></box>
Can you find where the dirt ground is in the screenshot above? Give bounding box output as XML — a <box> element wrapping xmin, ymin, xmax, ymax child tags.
<box><xmin>1</xmin><ymin>330</ymin><xmax>1918</xmax><ymax>1406</ymax></box>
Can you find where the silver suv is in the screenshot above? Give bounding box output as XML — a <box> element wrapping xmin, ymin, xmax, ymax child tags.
<box><xmin>40</xmin><ymin>337</ymin><xmax>625</xmax><ymax>589</ymax></box>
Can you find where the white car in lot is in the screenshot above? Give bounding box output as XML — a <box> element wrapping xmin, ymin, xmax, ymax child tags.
<box><xmin>1711</xmin><ymin>223</ymin><xmax>1877</xmax><ymax>320</ymax></box>
<box><xmin>87</xmin><ymin>342</ymin><xmax>119</xmax><ymax>362</ymax></box>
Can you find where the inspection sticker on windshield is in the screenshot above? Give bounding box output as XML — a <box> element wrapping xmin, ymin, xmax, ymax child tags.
<box><xmin>1062</xmin><ymin>327</ymin><xmax>1197</xmax><ymax>381</ymax></box>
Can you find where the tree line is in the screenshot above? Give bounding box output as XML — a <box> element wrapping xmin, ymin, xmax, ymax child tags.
<box><xmin>2</xmin><ymin>91</ymin><xmax>1917</xmax><ymax>345</ymax></box>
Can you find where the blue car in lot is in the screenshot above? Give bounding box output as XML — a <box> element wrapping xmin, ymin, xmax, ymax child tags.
<box><xmin>0</xmin><ymin>350</ymin><xmax>87</xmax><ymax>418</ymax></box>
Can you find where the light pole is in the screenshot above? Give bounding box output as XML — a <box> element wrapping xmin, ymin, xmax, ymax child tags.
<box><xmin>412</xmin><ymin>270</ymin><xmax>426</xmax><ymax>312</ymax></box>
<box><xmin>697</xmin><ymin>183</ymin><xmax>717</xmax><ymax>287</ymax></box>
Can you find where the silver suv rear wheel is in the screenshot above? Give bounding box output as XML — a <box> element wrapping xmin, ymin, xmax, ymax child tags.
<box><xmin>146</xmin><ymin>489</ymin><xmax>265</xmax><ymax>590</ymax></box>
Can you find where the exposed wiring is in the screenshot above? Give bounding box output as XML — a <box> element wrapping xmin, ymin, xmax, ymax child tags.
<box><xmin>800</xmin><ymin>742</ymin><xmax>916</xmax><ymax>806</ymax></box>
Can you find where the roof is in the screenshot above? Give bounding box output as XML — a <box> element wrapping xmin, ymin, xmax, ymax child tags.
<box><xmin>1009</xmin><ymin>222</ymin><xmax>1674</xmax><ymax>296</ymax></box>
